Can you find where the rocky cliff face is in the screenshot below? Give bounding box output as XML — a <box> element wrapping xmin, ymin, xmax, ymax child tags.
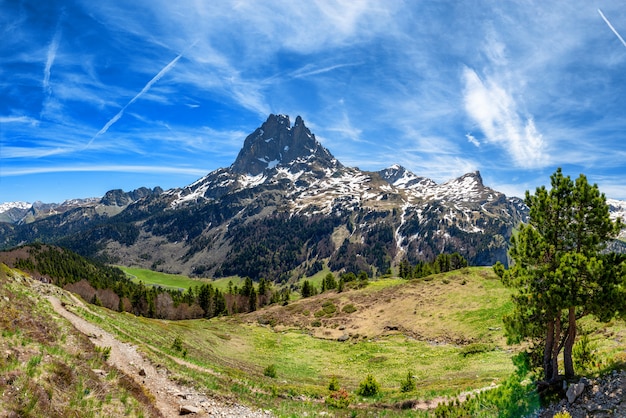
<box><xmin>230</xmin><ymin>114</ymin><xmax>338</xmax><ymax>175</ymax></box>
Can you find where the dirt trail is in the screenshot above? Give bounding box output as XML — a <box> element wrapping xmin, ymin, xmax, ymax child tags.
<box><xmin>48</xmin><ymin>296</ymin><xmax>183</xmax><ymax>416</ymax></box>
<box><xmin>47</xmin><ymin>296</ymin><xmax>271</xmax><ymax>417</ymax></box>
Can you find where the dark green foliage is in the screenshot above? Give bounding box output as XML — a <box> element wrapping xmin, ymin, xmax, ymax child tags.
<box><xmin>356</xmin><ymin>374</ymin><xmax>380</xmax><ymax>397</ymax></box>
<box><xmin>341</xmin><ymin>304</ymin><xmax>357</xmax><ymax>314</ymax></box>
<box><xmin>263</xmin><ymin>364</ymin><xmax>277</xmax><ymax>378</ymax></box>
<box><xmin>320</xmin><ymin>273</ymin><xmax>337</xmax><ymax>292</ymax></box>
<box><xmin>300</xmin><ymin>280</ymin><xmax>317</xmax><ymax>298</ymax></box>
<box><xmin>217</xmin><ymin>214</ymin><xmax>340</xmax><ymax>281</ymax></box>
<box><xmin>398</xmin><ymin>253</ymin><xmax>468</xmax><ymax>279</ymax></box>
<box><xmin>337</xmin><ymin>277</ymin><xmax>345</xmax><ymax>293</ymax></box>
<box><xmin>2</xmin><ymin>244</ymin><xmax>237</xmax><ymax>321</ymax></box>
<box><xmin>399</xmin><ymin>370</ymin><xmax>416</xmax><ymax>393</ymax></box>
<box><xmin>172</xmin><ymin>336</ymin><xmax>183</xmax><ymax>352</ymax></box>
<box><xmin>321</xmin><ymin>301</ymin><xmax>336</xmax><ymax>315</ymax></box>
<box><xmin>357</xmin><ymin>271</ymin><xmax>369</xmax><ymax>288</ymax></box>
<box><xmin>328</xmin><ymin>376</ymin><xmax>340</xmax><ymax>391</ymax></box>
<box><xmin>497</xmin><ymin>168</ymin><xmax>625</xmax><ymax>382</ymax></box>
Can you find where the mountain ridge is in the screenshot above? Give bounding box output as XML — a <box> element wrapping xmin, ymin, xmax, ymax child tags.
<box><xmin>0</xmin><ymin>114</ymin><xmax>620</xmax><ymax>281</ymax></box>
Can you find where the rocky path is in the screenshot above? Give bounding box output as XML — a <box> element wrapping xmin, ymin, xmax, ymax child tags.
<box><xmin>47</xmin><ymin>295</ymin><xmax>272</xmax><ymax>417</ymax></box>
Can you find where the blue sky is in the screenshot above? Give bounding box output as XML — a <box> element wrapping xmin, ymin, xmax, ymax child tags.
<box><xmin>2</xmin><ymin>0</ymin><xmax>626</xmax><ymax>203</ymax></box>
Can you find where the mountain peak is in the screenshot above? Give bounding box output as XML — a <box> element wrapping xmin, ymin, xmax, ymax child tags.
<box><xmin>454</xmin><ymin>170</ymin><xmax>483</xmax><ymax>184</ymax></box>
<box><xmin>230</xmin><ymin>114</ymin><xmax>337</xmax><ymax>175</ymax></box>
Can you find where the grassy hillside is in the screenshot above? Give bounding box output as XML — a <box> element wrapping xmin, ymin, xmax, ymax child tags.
<box><xmin>0</xmin><ymin>264</ymin><xmax>159</xmax><ymax>417</ymax></box>
<box><xmin>51</xmin><ymin>267</ymin><xmax>521</xmax><ymax>415</ymax></box>
<box><xmin>4</xmin><ymin>262</ymin><xmax>624</xmax><ymax>416</ymax></box>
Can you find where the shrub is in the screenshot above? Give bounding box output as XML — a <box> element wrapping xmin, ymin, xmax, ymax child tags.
<box><xmin>311</xmin><ymin>319</ymin><xmax>322</xmax><ymax>327</ymax></box>
<box><xmin>325</xmin><ymin>388</ymin><xmax>352</xmax><ymax>408</ymax></box>
<box><xmin>263</xmin><ymin>364</ymin><xmax>277</xmax><ymax>378</ymax></box>
<box><xmin>459</xmin><ymin>343</ymin><xmax>493</xmax><ymax>357</ymax></box>
<box><xmin>553</xmin><ymin>412</ymin><xmax>572</xmax><ymax>418</ymax></box>
<box><xmin>172</xmin><ymin>336</ymin><xmax>183</xmax><ymax>352</ymax></box>
<box><xmin>95</xmin><ymin>345</ymin><xmax>111</xmax><ymax>361</ymax></box>
<box><xmin>573</xmin><ymin>333</ymin><xmax>597</xmax><ymax>374</ymax></box>
<box><xmin>342</xmin><ymin>304</ymin><xmax>357</xmax><ymax>314</ymax></box>
<box><xmin>322</xmin><ymin>301</ymin><xmax>337</xmax><ymax>315</ymax></box>
<box><xmin>328</xmin><ymin>376</ymin><xmax>340</xmax><ymax>391</ymax></box>
<box><xmin>356</xmin><ymin>374</ymin><xmax>380</xmax><ymax>397</ymax></box>
<box><xmin>400</xmin><ymin>370</ymin><xmax>416</xmax><ymax>393</ymax></box>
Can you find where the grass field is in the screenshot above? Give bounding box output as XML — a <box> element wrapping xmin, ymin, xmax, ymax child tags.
<box><xmin>62</xmin><ymin>268</ymin><xmax>518</xmax><ymax>415</ymax></box>
<box><xmin>118</xmin><ymin>266</ymin><xmax>245</xmax><ymax>292</ymax></box>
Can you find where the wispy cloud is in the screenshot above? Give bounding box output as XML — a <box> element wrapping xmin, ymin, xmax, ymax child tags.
<box><xmin>0</xmin><ymin>115</ymin><xmax>39</xmax><ymax>125</ymax></box>
<box><xmin>43</xmin><ymin>16</ymin><xmax>62</xmax><ymax>94</ymax></box>
<box><xmin>466</xmin><ymin>133</ymin><xmax>480</xmax><ymax>147</ymax></box>
<box><xmin>462</xmin><ymin>66</ymin><xmax>546</xmax><ymax>168</ymax></box>
<box><xmin>87</xmin><ymin>50</ymin><xmax>187</xmax><ymax>147</ymax></box>
<box><xmin>290</xmin><ymin>62</ymin><xmax>360</xmax><ymax>79</ymax></box>
<box><xmin>598</xmin><ymin>9</ymin><xmax>626</xmax><ymax>49</ymax></box>
<box><xmin>2</xmin><ymin>164</ymin><xmax>208</xmax><ymax>177</ymax></box>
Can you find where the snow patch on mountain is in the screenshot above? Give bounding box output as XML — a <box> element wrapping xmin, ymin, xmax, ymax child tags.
<box><xmin>0</xmin><ymin>201</ymin><xmax>32</xmax><ymax>213</ymax></box>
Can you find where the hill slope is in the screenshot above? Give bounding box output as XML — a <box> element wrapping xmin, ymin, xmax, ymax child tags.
<box><xmin>0</xmin><ymin>264</ymin><xmax>160</xmax><ymax>417</ymax></box>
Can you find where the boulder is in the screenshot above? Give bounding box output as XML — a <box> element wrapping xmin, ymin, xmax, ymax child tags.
<box><xmin>566</xmin><ymin>382</ymin><xmax>585</xmax><ymax>404</ymax></box>
<box><xmin>179</xmin><ymin>405</ymin><xmax>201</xmax><ymax>415</ymax></box>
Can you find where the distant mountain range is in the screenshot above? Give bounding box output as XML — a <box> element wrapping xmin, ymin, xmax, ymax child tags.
<box><xmin>1</xmin><ymin>114</ymin><xmax>624</xmax><ymax>281</ymax></box>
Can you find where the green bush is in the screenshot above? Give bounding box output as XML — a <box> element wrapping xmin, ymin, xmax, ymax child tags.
<box><xmin>356</xmin><ymin>374</ymin><xmax>380</xmax><ymax>397</ymax></box>
<box><xmin>325</xmin><ymin>388</ymin><xmax>352</xmax><ymax>408</ymax></box>
<box><xmin>172</xmin><ymin>336</ymin><xmax>183</xmax><ymax>352</ymax></box>
<box><xmin>263</xmin><ymin>364</ymin><xmax>277</xmax><ymax>378</ymax></box>
<box><xmin>342</xmin><ymin>304</ymin><xmax>357</xmax><ymax>314</ymax></box>
<box><xmin>328</xmin><ymin>376</ymin><xmax>340</xmax><ymax>391</ymax></box>
<box><xmin>95</xmin><ymin>345</ymin><xmax>111</xmax><ymax>361</ymax></box>
<box><xmin>459</xmin><ymin>343</ymin><xmax>493</xmax><ymax>357</ymax></box>
<box><xmin>322</xmin><ymin>301</ymin><xmax>337</xmax><ymax>315</ymax></box>
<box><xmin>573</xmin><ymin>334</ymin><xmax>597</xmax><ymax>374</ymax></box>
<box><xmin>400</xmin><ymin>370</ymin><xmax>416</xmax><ymax>393</ymax></box>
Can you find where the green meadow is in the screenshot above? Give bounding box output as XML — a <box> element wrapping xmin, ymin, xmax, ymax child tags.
<box><xmin>118</xmin><ymin>265</ymin><xmax>244</xmax><ymax>292</ymax></box>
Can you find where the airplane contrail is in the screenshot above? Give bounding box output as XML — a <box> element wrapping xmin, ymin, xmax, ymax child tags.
<box><xmin>598</xmin><ymin>9</ymin><xmax>626</xmax><ymax>49</ymax></box>
<box><xmin>86</xmin><ymin>51</ymin><xmax>185</xmax><ymax>148</ymax></box>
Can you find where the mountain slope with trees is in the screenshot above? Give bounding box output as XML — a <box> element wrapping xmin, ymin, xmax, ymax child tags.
<box><xmin>0</xmin><ymin>114</ymin><xmax>530</xmax><ymax>283</ymax></box>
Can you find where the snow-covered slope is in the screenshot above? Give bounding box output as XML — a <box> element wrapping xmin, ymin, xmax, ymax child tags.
<box><xmin>0</xmin><ymin>202</ymin><xmax>32</xmax><ymax>223</ymax></box>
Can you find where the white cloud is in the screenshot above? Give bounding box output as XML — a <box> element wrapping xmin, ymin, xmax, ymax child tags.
<box><xmin>0</xmin><ymin>115</ymin><xmax>39</xmax><ymax>125</ymax></box>
<box><xmin>2</xmin><ymin>164</ymin><xmax>208</xmax><ymax>177</ymax></box>
<box><xmin>43</xmin><ymin>17</ymin><xmax>62</xmax><ymax>93</ymax></box>
<box><xmin>462</xmin><ymin>66</ymin><xmax>546</xmax><ymax>168</ymax></box>
<box><xmin>466</xmin><ymin>133</ymin><xmax>480</xmax><ymax>147</ymax></box>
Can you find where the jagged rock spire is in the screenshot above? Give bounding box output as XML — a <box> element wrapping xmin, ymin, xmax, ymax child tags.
<box><xmin>231</xmin><ymin>114</ymin><xmax>337</xmax><ymax>175</ymax></box>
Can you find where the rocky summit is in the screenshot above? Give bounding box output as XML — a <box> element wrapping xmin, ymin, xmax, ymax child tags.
<box><xmin>1</xmin><ymin>114</ymin><xmax>531</xmax><ymax>281</ymax></box>
<box><xmin>230</xmin><ymin>114</ymin><xmax>338</xmax><ymax>175</ymax></box>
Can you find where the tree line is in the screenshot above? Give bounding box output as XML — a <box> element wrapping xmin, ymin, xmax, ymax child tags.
<box><xmin>6</xmin><ymin>244</ymin><xmax>288</xmax><ymax>320</ymax></box>
<box><xmin>397</xmin><ymin>252</ymin><xmax>468</xmax><ymax>279</ymax></box>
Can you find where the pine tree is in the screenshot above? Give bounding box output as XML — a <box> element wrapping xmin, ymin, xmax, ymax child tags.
<box><xmin>496</xmin><ymin>168</ymin><xmax>625</xmax><ymax>382</ymax></box>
